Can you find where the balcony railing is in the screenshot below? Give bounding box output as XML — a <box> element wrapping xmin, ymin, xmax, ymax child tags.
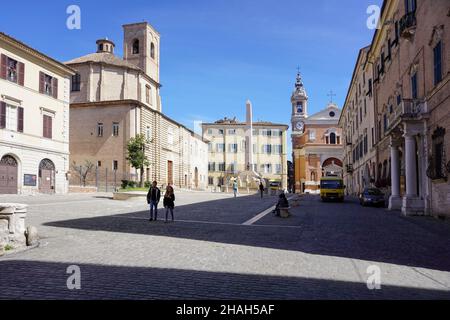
<box><xmin>387</xmin><ymin>100</ymin><xmax>425</xmax><ymax>131</ymax></box>
<box><xmin>399</xmin><ymin>11</ymin><xmax>417</xmax><ymax>39</ymax></box>
<box><xmin>346</xmin><ymin>164</ymin><xmax>354</xmax><ymax>174</ymax></box>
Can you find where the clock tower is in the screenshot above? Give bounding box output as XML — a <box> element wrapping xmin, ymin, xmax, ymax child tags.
<box><xmin>291</xmin><ymin>71</ymin><xmax>308</xmax><ymax>135</ymax></box>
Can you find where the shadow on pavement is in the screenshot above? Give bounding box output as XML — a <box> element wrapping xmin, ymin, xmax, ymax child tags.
<box><xmin>43</xmin><ymin>194</ymin><xmax>450</xmax><ymax>273</ymax></box>
<box><xmin>0</xmin><ymin>260</ymin><xmax>449</xmax><ymax>299</ymax></box>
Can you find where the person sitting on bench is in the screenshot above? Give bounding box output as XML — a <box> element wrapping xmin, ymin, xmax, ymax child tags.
<box><xmin>274</xmin><ymin>193</ymin><xmax>289</xmax><ymax>216</ymax></box>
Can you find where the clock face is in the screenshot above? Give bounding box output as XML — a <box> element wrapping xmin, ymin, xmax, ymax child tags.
<box><xmin>296</xmin><ymin>121</ymin><xmax>304</xmax><ymax>132</ymax></box>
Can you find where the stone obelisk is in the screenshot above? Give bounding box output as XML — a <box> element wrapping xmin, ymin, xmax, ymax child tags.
<box><xmin>245</xmin><ymin>100</ymin><xmax>254</xmax><ymax>170</ymax></box>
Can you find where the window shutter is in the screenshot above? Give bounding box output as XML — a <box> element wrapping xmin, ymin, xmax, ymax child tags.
<box><xmin>0</xmin><ymin>54</ymin><xmax>7</xmax><ymax>79</ymax></box>
<box><xmin>0</xmin><ymin>102</ymin><xmax>6</xmax><ymax>128</ymax></box>
<box><xmin>39</xmin><ymin>72</ymin><xmax>45</xmax><ymax>93</ymax></box>
<box><xmin>43</xmin><ymin>115</ymin><xmax>47</xmax><ymax>137</ymax></box>
<box><xmin>52</xmin><ymin>77</ymin><xmax>58</xmax><ymax>99</ymax></box>
<box><xmin>48</xmin><ymin>116</ymin><xmax>52</xmax><ymax>139</ymax></box>
<box><xmin>17</xmin><ymin>107</ymin><xmax>24</xmax><ymax>132</ymax></box>
<box><xmin>18</xmin><ymin>62</ymin><xmax>25</xmax><ymax>86</ymax></box>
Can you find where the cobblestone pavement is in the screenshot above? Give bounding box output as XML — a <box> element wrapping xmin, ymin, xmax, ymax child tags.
<box><xmin>1</xmin><ymin>192</ymin><xmax>450</xmax><ymax>299</ymax></box>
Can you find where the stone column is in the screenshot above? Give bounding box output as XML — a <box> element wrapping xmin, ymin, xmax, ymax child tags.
<box><xmin>404</xmin><ymin>134</ymin><xmax>417</xmax><ymax>197</ymax></box>
<box><xmin>389</xmin><ymin>139</ymin><xmax>402</xmax><ymax>210</ymax></box>
<box><xmin>402</xmin><ymin>125</ymin><xmax>425</xmax><ymax>216</ymax></box>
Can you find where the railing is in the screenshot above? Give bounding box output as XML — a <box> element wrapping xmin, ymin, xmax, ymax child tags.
<box><xmin>387</xmin><ymin>100</ymin><xmax>425</xmax><ymax>131</ymax></box>
<box><xmin>399</xmin><ymin>11</ymin><xmax>417</xmax><ymax>38</ymax></box>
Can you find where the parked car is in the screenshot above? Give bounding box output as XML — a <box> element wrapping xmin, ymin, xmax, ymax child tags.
<box><xmin>359</xmin><ymin>188</ymin><xmax>386</xmax><ymax>207</ymax></box>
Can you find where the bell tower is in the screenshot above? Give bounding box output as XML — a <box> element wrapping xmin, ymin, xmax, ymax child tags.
<box><xmin>291</xmin><ymin>71</ymin><xmax>308</xmax><ymax>134</ymax></box>
<box><xmin>123</xmin><ymin>22</ymin><xmax>160</xmax><ymax>83</ymax></box>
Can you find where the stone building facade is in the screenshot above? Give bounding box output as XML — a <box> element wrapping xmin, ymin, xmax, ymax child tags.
<box><xmin>340</xmin><ymin>46</ymin><xmax>377</xmax><ymax>196</ymax></box>
<box><xmin>0</xmin><ymin>32</ymin><xmax>75</xmax><ymax>195</ymax></box>
<box><xmin>291</xmin><ymin>73</ymin><xmax>344</xmax><ymax>194</ymax></box>
<box><xmin>66</xmin><ymin>22</ymin><xmax>208</xmax><ymax>190</ymax></box>
<box><xmin>201</xmin><ymin>101</ymin><xmax>288</xmax><ymax>190</ymax></box>
<box><xmin>367</xmin><ymin>0</ymin><xmax>450</xmax><ymax>216</ymax></box>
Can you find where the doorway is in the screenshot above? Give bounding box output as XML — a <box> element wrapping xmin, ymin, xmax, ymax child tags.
<box><xmin>167</xmin><ymin>160</ymin><xmax>173</xmax><ymax>186</ymax></box>
<box><xmin>39</xmin><ymin>159</ymin><xmax>55</xmax><ymax>194</ymax></box>
<box><xmin>0</xmin><ymin>155</ymin><xmax>18</xmax><ymax>194</ymax></box>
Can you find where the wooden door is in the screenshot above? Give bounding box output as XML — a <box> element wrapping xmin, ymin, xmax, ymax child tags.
<box><xmin>39</xmin><ymin>159</ymin><xmax>55</xmax><ymax>194</ymax></box>
<box><xmin>0</xmin><ymin>156</ymin><xmax>18</xmax><ymax>194</ymax></box>
<box><xmin>167</xmin><ymin>161</ymin><xmax>173</xmax><ymax>186</ymax></box>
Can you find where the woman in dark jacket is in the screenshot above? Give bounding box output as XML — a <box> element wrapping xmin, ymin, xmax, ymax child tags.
<box><xmin>163</xmin><ymin>185</ymin><xmax>175</xmax><ymax>223</ymax></box>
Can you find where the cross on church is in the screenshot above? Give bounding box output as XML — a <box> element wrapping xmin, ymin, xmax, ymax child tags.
<box><xmin>327</xmin><ymin>90</ymin><xmax>336</xmax><ymax>103</ymax></box>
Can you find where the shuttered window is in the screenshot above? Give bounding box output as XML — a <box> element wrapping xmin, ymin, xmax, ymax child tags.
<box><xmin>0</xmin><ymin>54</ymin><xmax>24</xmax><ymax>85</ymax></box>
<box><xmin>39</xmin><ymin>72</ymin><xmax>58</xmax><ymax>99</ymax></box>
<box><xmin>43</xmin><ymin>115</ymin><xmax>52</xmax><ymax>139</ymax></box>
<box><xmin>0</xmin><ymin>102</ymin><xmax>6</xmax><ymax>129</ymax></box>
<box><xmin>434</xmin><ymin>41</ymin><xmax>442</xmax><ymax>86</ymax></box>
<box><xmin>17</xmin><ymin>107</ymin><xmax>24</xmax><ymax>132</ymax></box>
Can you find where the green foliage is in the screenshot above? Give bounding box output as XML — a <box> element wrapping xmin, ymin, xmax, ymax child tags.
<box><xmin>126</xmin><ymin>134</ymin><xmax>149</xmax><ymax>170</ymax></box>
<box><xmin>4</xmin><ymin>244</ymin><xmax>13</xmax><ymax>251</ymax></box>
<box><xmin>144</xmin><ymin>181</ymin><xmax>152</xmax><ymax>188</ymax></box>
<box><xmin>128</xmin><ymin>181</ymin><xmax>137</xmax><ymax>188</ymax></box>
<box><xmin>126</xmin><ymin>134</ymin><xmax>149</xmax><ymax>187</ymax></box>
<box><xmin>121</xmin><ymin>180</ymin><xmax>129</xmax><ymax>189</ymax></box>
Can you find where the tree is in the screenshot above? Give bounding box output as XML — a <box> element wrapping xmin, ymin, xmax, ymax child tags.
<box><xmin>71</xmin><ymin>160</ymin><xmax>95</xmax><ymax>187</ymax></box>
<box><xmin>126</xmin><ymin>134</ymin><xmax>149</xmax><ymax>187</ymax></box>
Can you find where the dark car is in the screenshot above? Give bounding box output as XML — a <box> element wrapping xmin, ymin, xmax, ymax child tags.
<box><xmin>359</xmin><ymin>188</ymin><xmax>385</xmax><ymax>207</ymax></box>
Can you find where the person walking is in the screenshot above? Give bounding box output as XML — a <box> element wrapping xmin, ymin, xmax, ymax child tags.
<box><xmin>233</xmin><ymin>180</ymin><xmax>238</xmax><ymax>198</ymax></box>
<box><xmin>146</xmin><ymin>181</ymin><xmax>161</xmax><ymax>221</ymax></box>
<box><xmin>163</xmin><ymin>185</ymin><xmax>176</xmax><ymax>223</ymax></box>
<box><xmin>259</xmin><ymin>182</ymin><xmax>265</xmax><ymax>199</ymax></box>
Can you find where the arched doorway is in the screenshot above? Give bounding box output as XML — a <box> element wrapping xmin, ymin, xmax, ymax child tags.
<box><xmin>39</xmin><ymin>159</ymin><xmax>55</xmax><ymax>194</ymax></box>
<box><xmin>322</xmin><ymin>157</ymin><xmax>343</xmax><ymax>177</ymax></box>
<box><xmin>194</xmin><ymin>167</ymin><xmax>199</xmax><ymax>188</ymax></box>
<box><xmin>0</xmin><ymin>155</ymin><xmax>18</xmax><ymax>194</ymax></box>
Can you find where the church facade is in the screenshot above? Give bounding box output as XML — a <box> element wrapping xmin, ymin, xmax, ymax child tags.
<box><xmin>291</xmin><ymin>73</ymin><xmax>344</xmax><ymax>194</ymax></box>
<box><xmin>66</xmin><ymin>22</ymin><xmax>208</xmax><ymax>191</ymax></box>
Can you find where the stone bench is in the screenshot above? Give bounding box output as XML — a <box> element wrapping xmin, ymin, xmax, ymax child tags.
<box><xmin>279</xmin><ymin>207</ymin><xmax>291</xmax><ymax>218</ymax></box>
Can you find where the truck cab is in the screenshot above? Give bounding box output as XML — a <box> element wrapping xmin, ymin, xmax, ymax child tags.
<box><xmin>320</xmin><ymin>177</ymin><xmax>345</xmax><ymax>202</ymax></box>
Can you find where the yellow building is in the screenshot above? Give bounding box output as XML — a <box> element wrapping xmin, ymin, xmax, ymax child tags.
<box><xmin>202</xmin><ymin>100</ymin><xmax>288</xmax><ymax>191</ymax></box>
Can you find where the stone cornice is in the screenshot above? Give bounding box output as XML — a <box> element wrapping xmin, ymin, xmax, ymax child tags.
<box><xmin>0</xmin><ymin>32</ymin><xmax>75</xmax><ymax>76</ymax></box>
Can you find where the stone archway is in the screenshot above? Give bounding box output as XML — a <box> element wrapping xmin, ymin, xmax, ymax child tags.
<box><xmin>322</xmin><ymin>157</ymin><xmax>343</xmax><ymax>177</ymax></box>
<box><xmin>39</xmin><ymin>159</ymin><xmax>55</xmax><ymax>194</ymax></box>
<box><xmin>0</xmin><ymin>155</ymin><xmax>18</xmax><ymax>194</ymax></box>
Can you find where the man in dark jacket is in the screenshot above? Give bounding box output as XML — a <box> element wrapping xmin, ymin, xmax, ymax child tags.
<box><xmin>147</xmin><ymin>181</ymin><xmax>161</xmax><ymax>221</ymax></box>
<box><xmin>259</xmin><ymin>182</ymin><xmax>265</xmax><ymax>199</ymax></box>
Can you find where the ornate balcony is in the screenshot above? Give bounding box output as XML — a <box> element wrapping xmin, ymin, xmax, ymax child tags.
<box><xmin>399</xmin><ymin>11</ymin><xmax>417</xmax><ymax>39</ymax></box>
<box><xmin>387</xmin><ymin>99</ymin><xmax>425</xmax><ymax>132</ymax></box>
<box><xmin>346</xmin><ymin>164</ymin><xmax>354</xmax><ymax>174</ymax></box>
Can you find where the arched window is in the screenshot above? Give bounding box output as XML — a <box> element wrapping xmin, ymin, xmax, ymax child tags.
<box><xmin>311</xmin><ymin>171</ymin><xmax>316</xmax><ymax>181</ymax></box>
<box><xmin>150</xmin><ymin>42</ymin><xmax>155</xmax><ymax>59</ymax></box>
<box><xmin>132</xmin><ymin>39</ymin><xmax>139</xmax><ymax>54</ymax></box>
<box><xmin>330</xmin><ymin>132</ymin><xmax>336</xmax><ymax>144</ymax></box>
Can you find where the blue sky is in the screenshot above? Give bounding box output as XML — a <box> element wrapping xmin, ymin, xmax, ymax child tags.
<box><xmin>1</xmin><ymin>0</ymin><xmax>381</xmax><ymax>157</ymax></box>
